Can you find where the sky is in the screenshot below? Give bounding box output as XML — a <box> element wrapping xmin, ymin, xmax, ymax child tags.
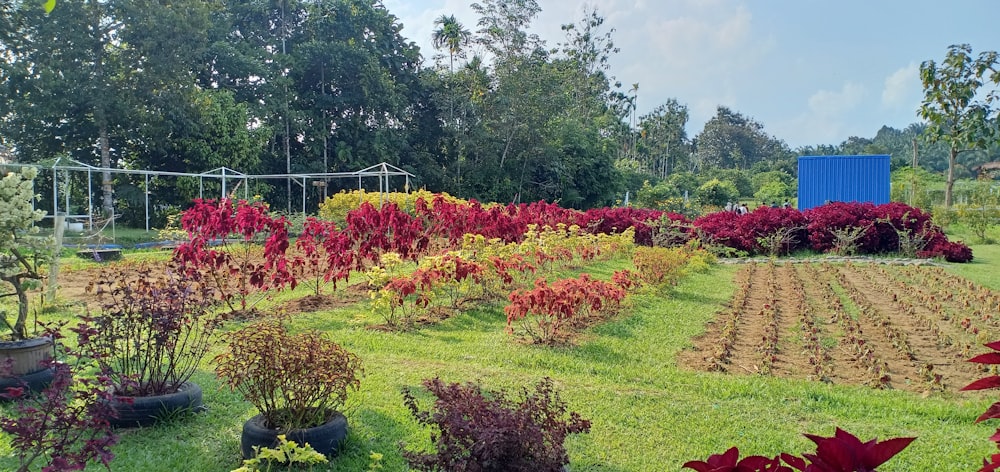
<box><xmin>381</xmin><ymin>0</ymin><xmax>999</xmax><ymax>149</ymax></box>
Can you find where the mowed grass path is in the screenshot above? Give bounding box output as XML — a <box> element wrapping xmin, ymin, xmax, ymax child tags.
<box><xmin>2</xmin><ymin>254</ymin><xmax>998</xmax><ymax>471</ymax></box>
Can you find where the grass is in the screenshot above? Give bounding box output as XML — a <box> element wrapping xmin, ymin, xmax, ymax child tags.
<box><xmin>3</xmin><ymin>253</ymin><xmax>1000</xmax><ymax>471</ymax></box>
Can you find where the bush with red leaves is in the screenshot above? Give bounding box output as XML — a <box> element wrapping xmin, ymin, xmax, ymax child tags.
<box><xmin>401</xmin><ymin>377</ymin><xmax>590</xmax><ymax>472</ymax></box>
<box><xmin>684</xmin><ymin>428</ymin><xmax>914</xmax><ymax>472</ymax></box>
<box><xmin>692</xmin><ymin>207</ymin><xmax>807</xmax><ymax>255</ymax></box>
<box><xmin>577</xmin><ymin>207</ymin><xmax>688</xmax><ymax>246</ymax></box>
<box><xmin>803</xmin><ymin>202</ymin><xmax>880</xmax><ymax>253</ymax></box>
<box><xmin>802</xmin><ymin>201</ymin><xmax>973</xmax><ymax>262</ymax></box>
<box><xmin>919</xmin><ymin>239</ymin><xmax>974</xmax><ymax>263</ymax></box>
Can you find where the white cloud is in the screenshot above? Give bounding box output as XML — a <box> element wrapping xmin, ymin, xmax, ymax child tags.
<box><xmin>771</xmin><ymin>82</ymin><xmax>868</xmax><ymax>146</ymax></box>
<box><xmin>807</xmin><ymin>82</ymin><xmax>866</xmax><ymax>116</ymax></box>
<box><xmin>881</xmin><ymin>62</ymin><xmax>919</xmax><ymax>108</ymax></box>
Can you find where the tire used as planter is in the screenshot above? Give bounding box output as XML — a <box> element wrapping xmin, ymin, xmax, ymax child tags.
<box><xmin>0</xmin><ymin>367</ymin><xmax>56</xmax><ymax>398</ymax></box>
<box><xmin>108</xmin><ymin>381</ymin><xmax>204</xmax><ymax>428</ymax></box>
<box><xmin>0</xmin><ymin>337</ymin><xmax>55</xmax><ymax>396</ymax></box>
<box><xmin>241</xmin><ymin>411</ymin><xmax>348</xmax><ymax>460</ymax></box>
<box><xmin>0</xmin><ymin>337</ymin><xmax>54</xmax><ymax>376</ymax></box>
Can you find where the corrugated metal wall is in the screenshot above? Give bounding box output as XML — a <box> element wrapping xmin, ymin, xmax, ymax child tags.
<box><xmin>797</xmin><ymin>155</ymin><xmax>890</xmax><ymax>210</ymax></box>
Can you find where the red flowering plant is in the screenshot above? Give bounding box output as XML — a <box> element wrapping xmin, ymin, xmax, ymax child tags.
<box><xmin>1</xmin><ymin>325</ymin><xmax>119</xmax><ymax>472</ymax></box>
<box><xmin>173</xmin><ymin>198</ymin><xmax>296</xmax><ymax>316</ymax></box>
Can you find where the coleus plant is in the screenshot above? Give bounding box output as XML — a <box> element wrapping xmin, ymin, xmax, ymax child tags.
<box><xmin>683</xmin><ymin>428</ymin><xmax>915</xmax><ymax>472</ymax></box>
<box><xmin>291</xmin><ymin>217</ymin><xmax>355</xmax><ymax>296</ymax></box>
<box><xmin>1</xmin><ymin>325</ymin><xmax>119</xmax><ymax>472</ymax></box>
<box><xmin>174</xmin><ymin>199</ymin><xmax>296</xmax><ymax>315</ymax></box>
<box><xmin>961</xmin><ymin>340</ymin><xmax>1000</xmax><ymax>471</ymax></box>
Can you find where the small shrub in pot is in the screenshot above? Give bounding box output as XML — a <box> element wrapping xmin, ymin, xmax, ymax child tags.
<box><xmin>214</xmin><ymin>316</ymin><xmax>363</xmax><ymax>459</ymax></box>
<box><xmin>74</xmin><ymin>261</ymin><xmax>220</xmax><ymax>397</ymax></box>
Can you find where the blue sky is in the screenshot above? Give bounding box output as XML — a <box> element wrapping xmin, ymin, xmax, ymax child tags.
<box><xmin>382</xmin><ymin>0</ymin><xmax>999</xmax><ymax>149</ymax></box>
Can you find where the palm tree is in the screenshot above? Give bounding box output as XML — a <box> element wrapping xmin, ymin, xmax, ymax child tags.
<box><xmin>432</xmin><ymin>14</ymin><xmax>470</xmax><ymax>73</ymax></box>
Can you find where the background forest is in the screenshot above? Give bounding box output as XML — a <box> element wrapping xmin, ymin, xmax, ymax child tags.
<box><xmin>1</xmin><ymin>0</ymin><xmax>998</xmax><ymax>226</ymax></box>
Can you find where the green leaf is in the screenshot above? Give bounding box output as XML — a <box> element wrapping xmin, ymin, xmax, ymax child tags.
<box><xmin>43</xmin><ymin>0</ymin><xmax>56</xmax><ymax>14</ymax></box>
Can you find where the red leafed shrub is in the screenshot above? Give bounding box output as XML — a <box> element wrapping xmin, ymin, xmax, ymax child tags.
<box><xmin>803</xmin><ymin>202</ymin><xmax>879</xmax><ymax>253</ymax></box>
<box><xmin>683</xmin><ymin>447</ymin><xmax>790</xmax><ymax>472</ymax></box>
<box><xmin>505</xmin><ymin>274</ymin><xmax>626</xmax><ymax>343</ymax></box>
<box><xmin>345</xmin><ymin>201</ymin><xmax>429</xmax><ymax>267</ymax></box>
<box><xmin>401</xmin><ymin>377</ymin><xmax>591</xmax><ymax>472</ymax></box>
<box><xmin>919</xmin><ymin>239</ymin><xmax>974</xmax><ymax>263</ymax></box>
<box><xmin>693</xmin><ymin>207</ymin><xmax>807</xmax><ymax>255</ymax></box>
<box><xmin>691</xmin><ymin>210</ymin><xmax>744</xmax><ymax>251</ymax></box>
<box><xmin>684</xmin><ymin>428</ymin><xmax>914</xmax><ymax>472</ymax></box>
<box><xmin>803</xmin><ymin>201</ymin><xmax>972</xmax><ymax>261</ymax></box>
<box><xmin>611</xmin><ymin>269</ymin><xmax>644</xmax><ymax>292</ymax></box>
<box><xmin>174</xmin><ymin>198</ymin><xmax>295</xmax><ymax>314</ymax></box>
<box><xmin>291</xmin><ymin>218</ymin><xmax>356</xmax><ymax>295</ymax></box>
<box><xmin>869</xmin><ymin>202</ymin><xmax>940</xmax><ymax>253</ymax></box>
<box><xmin>960</xmin><ymin>340</ymin><xmax>1000</xmax><ymax>471</ymax></box>
<box><xmin>577</xmin><ymin>207</ymin><xmax>683</xmax><ymax>246</ymax></box>
<box><xmin>416</xmin><ymin>197</ymin><xmax>581</xmax><ymax>245</ymax></box>
<box><xmin>1</xmin><ymin>328</ymin><xmax>119</xmax><ymax>472</ymax></box>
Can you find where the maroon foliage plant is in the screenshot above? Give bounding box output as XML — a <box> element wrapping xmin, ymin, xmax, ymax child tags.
<box><xmin>684</xmin><ymin>428</ymin><xmax>914</xmax><ymax>472</ymax></box>
<box><xmin>961</xmin><ymin>340</ymin><xmax>1000</xmax><ymax>471</ymax></box>
<box><xmin>74</xmin><ymin>262</ymin><xmax>220</xmax><ymax>396</ymax></box>
<box><xmin>1</xmin><ymin>327</ymin><xmax>118</xmax><ymax>472</ymax></box>
<box><xmin>401</xmin><ymin>377</ymin><xmax>590</xmax><ymax>472</ymax></box>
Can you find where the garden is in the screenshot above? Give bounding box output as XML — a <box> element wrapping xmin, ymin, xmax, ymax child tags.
<box><xmin>3</xmin><ymin>177</ymin><xmax>1000</xmax><ymax>471</ymax></box>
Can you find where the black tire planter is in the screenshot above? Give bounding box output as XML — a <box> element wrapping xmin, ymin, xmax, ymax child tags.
<box><xmin>0</xmin><ymin>366</ymin><xmax>55</xmax><ymax>399</ymax></box>
<box><xmin>241</xmin><ymin>411</ymin><xmax>348</xmax><ymax>460</ymax></box>
<box><xmin>108</xmin><ymin>381</ymin><xmax>204</xmax><ymax>428</ymax></box>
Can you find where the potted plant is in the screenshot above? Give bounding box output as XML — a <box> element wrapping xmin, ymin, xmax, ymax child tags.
<box><xmin>1</xmin><ymin>327</ymin><xmax>119</xmax><ymax>472</ymax></box>
<box><xmin>0</xmin><ymin>166</ymin><xmax>56</xmax><ymax>392</ymax></box>
<box><xmin>214</xmin><ymin>316</ymin><xmax>363</xmax><ymax>460</ymax></box>
<box><xmin>72</xmin><ymin>260</ymin><xmax>220</xmax><ymax>427</ymax></box>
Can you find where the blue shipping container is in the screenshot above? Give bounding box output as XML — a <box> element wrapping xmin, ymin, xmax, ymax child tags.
<box><xmin>797</xmin><ymin>155</ymin><xmax>890</xmax><ymax>210</ymax></box>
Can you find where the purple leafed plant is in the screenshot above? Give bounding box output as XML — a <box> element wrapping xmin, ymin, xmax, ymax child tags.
<box><xmin>1</xmin><ymin>327</ymin><xmax>119</xmax><ymax>472</ymax></box>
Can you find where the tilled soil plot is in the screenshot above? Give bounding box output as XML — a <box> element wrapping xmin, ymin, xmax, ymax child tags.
<box><xmin>678</xmin><ymin>261</ymin><xmax>998</xmax><ymax>394</ymax></box>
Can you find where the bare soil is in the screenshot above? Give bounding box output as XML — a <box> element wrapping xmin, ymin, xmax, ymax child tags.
<box><xmin>678</xmin><ymin>262</ymin><xmax>995</xmax><ymax>395</ymax></box>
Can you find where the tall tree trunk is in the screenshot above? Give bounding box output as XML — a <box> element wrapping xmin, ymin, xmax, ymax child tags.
<box><xmin>89</xmin><ymin>0</ymin><xmax>113</xmax><ymax>217</ymax></box>
<box><xmin>100</xmin><ymin>124</ymin><xmax>113</xmax><ymax>216</ymax></box>
<box><xmin>945</xmin><ymin>146</ymin><xmax>957</xmax><ymax>208</ymax></box>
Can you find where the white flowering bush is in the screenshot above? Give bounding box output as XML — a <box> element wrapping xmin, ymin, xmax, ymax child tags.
<box><xmin>0</xmin><ymin>166</ymin><xmax>51</xmax><ymax>340</ymax></box>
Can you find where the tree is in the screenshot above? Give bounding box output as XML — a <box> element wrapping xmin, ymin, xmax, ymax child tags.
<box><xmin>0</xmin><ymin>0</ymin><xmax>126</xmax><ymax>217</ymax></box>
<box><xmin>432</xmin><ymin>14</ymin><xmax>471</xmax><ymax>73</ymax></box>
<box><xmin>693</xmin><ymin>106</ymin><xmax>787</xmax><ymax>171</ymax></box>
<box><xmin>0</xmin><ymin>167</ymin><xmax>50</xmax><ymax>340</ymax></box>
<box><xmin>638</xmin><ymin>100</ymin><xmax>690</xmax><ymax>178</ymax></box>
<box><xmin>919</xmin><ymin>43</ymin><xmax>998</xmax><ymax>207</ymax></box>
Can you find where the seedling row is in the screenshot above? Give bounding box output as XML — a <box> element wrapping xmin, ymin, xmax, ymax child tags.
<box><xmin>681</xmin><ymin>262</ymin><xmax>995</xmax><ymax>393</ymax></box>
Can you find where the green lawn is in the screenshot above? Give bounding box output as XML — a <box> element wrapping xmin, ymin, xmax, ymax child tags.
<box><xmin>4</xmin><ymin>251</ymin><xmax>1000</xmax><ymax>471</ymax></box>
